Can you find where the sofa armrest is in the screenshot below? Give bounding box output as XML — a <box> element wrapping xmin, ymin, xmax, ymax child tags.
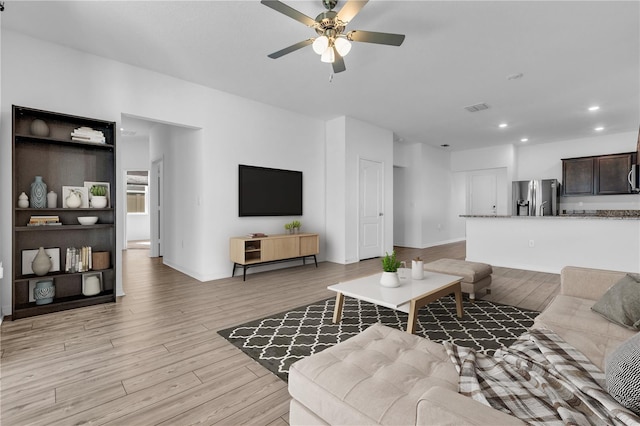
<box><xmin>560</xmin><ymin>266</ymin><xmax>627</xmax><ymax>301</ymax></box>
<box><xmin>416</xmin><ymin>387</ymin><xmax>525</xmax><ymax>426</ymax></box>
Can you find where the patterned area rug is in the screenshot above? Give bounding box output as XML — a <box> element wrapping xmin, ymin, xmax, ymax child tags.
<box><xmin>218</xmin><ymin>296</ymin><xmax>538</xmax><ymax>381</ymax></box>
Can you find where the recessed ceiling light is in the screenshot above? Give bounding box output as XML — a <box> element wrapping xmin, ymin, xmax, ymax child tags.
<box><xmin>499</xmin><ymin>123</ymin><xmax>508</xmax><ymax>128</ymax></box>
<box><xmin>520</xmin><ymin>138</ymin><xmax>529</xmax><ymax>142</ymax></box>
<box><xmin>588</xmin><ymin>106</ymin><xmax>600</xmax><ymax>111</ymax></box>
<box><xmin>595</xmin><ymin>126</ymin><xmax>604</xmax><ymax>131</ymax></box>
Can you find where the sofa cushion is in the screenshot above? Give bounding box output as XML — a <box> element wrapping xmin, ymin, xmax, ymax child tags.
<box><xmin>533</xmin><ymin>294</ymin><xmax>637</xmax><ymax>371</ymax></box>
<box><xmin>288</xmin><ymin>323</ymin><xmax>458</xmax><ymax>425</ymax></box>
<box><xmin>606</xmin><ymin>332</ymin><xmax>640</xmax><ymax>415</ymax></box>
<box><xmin>592</xmin><ymin>274</ymin><xmax>640</xmax><ymax>330</ymax></box>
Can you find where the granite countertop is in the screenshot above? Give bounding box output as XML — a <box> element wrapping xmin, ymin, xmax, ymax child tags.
<box><xmin>461</xmin><ymin>210</ymin><xmax>640</xmax><ymax>219</ymax></box>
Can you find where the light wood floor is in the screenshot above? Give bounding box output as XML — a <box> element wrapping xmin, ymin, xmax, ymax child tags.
<box><xmin>0</xmin><ymin>241</ymin><xmax>560</xmax><ymax>425</ymax></box>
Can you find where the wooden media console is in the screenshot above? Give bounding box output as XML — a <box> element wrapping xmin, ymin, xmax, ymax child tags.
<box><xmin>229</xmin><ymin>233</ymin><xmax>319</xmax><ymax>280</ymax></box>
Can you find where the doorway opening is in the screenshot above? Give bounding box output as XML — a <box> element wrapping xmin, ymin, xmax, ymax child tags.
<box><xmin>125</xmin><ymin>170</ymin><xmax>151</xmax><ymax>250</ymax></box>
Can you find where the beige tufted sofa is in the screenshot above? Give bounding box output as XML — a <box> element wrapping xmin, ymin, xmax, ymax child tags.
<box><xmin>288</xmin><ymin>266</ymin><xmax>637</xmax><ymax>425</ymax></box>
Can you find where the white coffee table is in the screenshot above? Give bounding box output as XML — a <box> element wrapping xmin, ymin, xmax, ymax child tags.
<box><xmin>328</xmin><ymin>270</ymin><xmax>464</xmax><ymax>334</ymax></box>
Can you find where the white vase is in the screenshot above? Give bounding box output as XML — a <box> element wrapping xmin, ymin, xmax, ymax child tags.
<box><xmin>412</xmin><ymin>260</ymin><xmax>424</xmax><ymax>280</ymax></box>
<box><xmin>91</xmin><ymin>196</ymin><xmax>107</xmax><ymax>208</ymax></box>
<box><xmin>83</xmin><ymin>275</ymin><xmax>101</xmax><ymax>296</ymax></box>
<box><xmin>47</xmin><ymin>191</ymin><xmax>58</xmax><ymax>208</ymax></box>
<box><xmin>380</xmin><ymin>271</ymin><xmax>400</xmax><ymax>287</ymax></box>
<box><xmin>18</xmin><ymin>192</ymin><xmax>29</xmax><ymax>208</ymax></box>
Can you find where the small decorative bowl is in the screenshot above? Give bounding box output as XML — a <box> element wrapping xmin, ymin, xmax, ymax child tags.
<box><xmin>78</xmin><ymin>216</ymin><xmax>98</xmax><ymax>225</ymax></box>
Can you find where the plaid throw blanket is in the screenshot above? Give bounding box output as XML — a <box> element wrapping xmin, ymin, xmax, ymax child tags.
<box><xmin>444</xmin><ymin>329</ymin><xmax>640</xmax><ymax>425</ymax></box>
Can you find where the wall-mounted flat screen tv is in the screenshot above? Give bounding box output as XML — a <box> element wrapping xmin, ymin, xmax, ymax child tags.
<box><xmin>239</xmin><ymin>164</ymin><xmax>303</xmax><ymax>216</ymax></box>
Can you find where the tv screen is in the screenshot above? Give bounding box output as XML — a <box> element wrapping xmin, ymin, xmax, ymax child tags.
<box><xmin>239</xmin><ymin>165</ymin><xmax>303</xmax><ymax>216</ymax></box>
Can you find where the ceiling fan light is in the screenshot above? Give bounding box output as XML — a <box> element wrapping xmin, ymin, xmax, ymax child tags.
<box><xmin>312</xmin><ymin>36</ymin><xmax>329</xmax><ymax>55</ymax></box>
<box><xmin>334</xmin><ymin>37</ymin><xmax>352</xmax><ymax>56</ymax></box>
<box><xmin>321</xmin><ymin>47</ymin><xmax>335</xmax><ymax>63</ymax></box>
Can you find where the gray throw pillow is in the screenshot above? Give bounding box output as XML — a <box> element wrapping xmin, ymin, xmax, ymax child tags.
<box><xmin>591</xmin><ymin>274</ymin><xmax>640</xmax><ymax>330</ymax></box>
<box><xmin>606</xmin><ymin>332</ymin><xmax>640</xmax><ymax>415</ymax></box>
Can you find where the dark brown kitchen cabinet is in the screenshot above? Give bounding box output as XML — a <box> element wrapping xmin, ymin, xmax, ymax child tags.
<box><xmin>596</xmin><ymin>153</ymin><xmax>633</xmax><ymax>194</ymax></box>
<box><xmin>562</xmin><ymin>157</ymin><xmax>595</xmax><ymax>195</ymax></box>
<box><xmin>562</xmin><ymin>152</ymin><xmax>636</xmax><ymax>196</ymax></box>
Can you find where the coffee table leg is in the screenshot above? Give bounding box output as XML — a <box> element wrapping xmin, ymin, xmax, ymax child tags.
<box><xmin>454</xmin><ymin>283</ymin><xmax>464</xmax><ymax>318</ymax></box>
<box><xmin>407</xmin><ymin>300</ymin><xmax>419</xmax><ymax>334</ymax></box>
<box><xmin>333</xmin><ymin>292</ymin><xmax>345</xmax><ymax>323</ymax></box>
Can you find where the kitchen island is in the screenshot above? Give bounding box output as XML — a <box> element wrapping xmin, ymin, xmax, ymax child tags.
<box><xmin>461</xmin><ymin>211</ymin><xmax>640</xmax><ymax>273</ymax></box>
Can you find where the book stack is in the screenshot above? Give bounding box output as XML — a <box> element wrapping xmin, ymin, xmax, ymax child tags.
<box><xmin>71</xmin><ymin>127</ymin><xmax>105</xmax><ymax>143</ymax></box>
<box><xmin>27</xmin><ymin>215</ymin><xmax>61</xmax><ymax>226</ymax></box>
<box><xmin>65</xmin><ymin>246</ymin><xmax>92</xmax><ymax>273</ymax></box>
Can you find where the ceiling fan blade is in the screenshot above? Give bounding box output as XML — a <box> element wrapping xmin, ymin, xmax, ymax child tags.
<box><xmin>267</xmin><ymin>39</ymin><xmax>314</xmax><ymax>59</ymax></box>
<box><xmin>347</xmin><ymin>30</ymin><xmax>405</xmax><ymax>46</ymax></box>
<box><xmin>332</xmin><ymin>50</ymin><xmax>346</xmax><ymax>73</ymax></box>
<box><xmin>260</xmin><ymin>0</ymin><xmax>317</xmax><ymax>27</ymax></box>
<box><xmin>336</xmin><ymin>0</ymin><xmax>369</xmax><ymax>23</ymax></box>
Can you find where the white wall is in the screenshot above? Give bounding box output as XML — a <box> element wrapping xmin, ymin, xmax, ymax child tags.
<box><xmin>0</xmin><ymin>30</ymin><xmax>328</xmax><ymax>313</ymax></box>
<box><xmin>325</xmin><ymin>117</ymin><xmax>347</xmax><ymax>264</ymax></box>
<box><xmin>326</xmin><ymin>116</ymin><xmax>394</xmax><ymax>263</ymax></box>
<box><xmin>393</xmin><ymin>142</ymin><xmax>462</xmax><ymax>248</ymax></box>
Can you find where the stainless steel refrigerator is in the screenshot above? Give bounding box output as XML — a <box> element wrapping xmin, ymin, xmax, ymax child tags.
<box><xmin>512</xmin><ymin>179</ymin><xmax>560</xmax><ymax>216</ymax></box>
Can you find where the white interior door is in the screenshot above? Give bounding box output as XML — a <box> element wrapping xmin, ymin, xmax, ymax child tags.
<box><xmin>150</xmin><ymin>158</ymin><xmax>164</xmax><ymax>257</ymax></box>
<box><xmin>359</xmin><ymin>158</ymin><xmax>384</xmax><ymax>260</ymax></box>
<box><xmin>469</xmin><ymin>173</ymin><xmax>497</xmax><ymax>215</ymax></box>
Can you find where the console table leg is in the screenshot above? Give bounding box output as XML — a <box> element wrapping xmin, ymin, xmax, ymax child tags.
<box><xmin>243</xmin><ymin>266</ymin><xmax>247</xmax><ymax>281</ymax></box>
<box><xmin>313</xmin><ymin>255</ymin><xmax>317</xmax><ymax>267</ymax></box>
<box><xmin>231</xmin><ymin>263</ymin><xmax>237</xmax><ymax>277</ymax></box>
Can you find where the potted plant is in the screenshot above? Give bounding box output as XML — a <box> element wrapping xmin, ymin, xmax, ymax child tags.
<box><xmin>380</xmin><ymin>251</ymin><xmax>402</xmax><ymax>287</ymax></box>
<box><xmin>90</xmin><ymin>185</ymin><xmax>108</xmax><ymax>208</ymax></box>
<box><xmin>284</xmin><ymin>222</ymin><xmax>293</xmax><ymax>234</ymax></box>
<box><xmin>291</xmin><ymin>220</ymin><xmax>301</xmax><ymax>234</ymax></box>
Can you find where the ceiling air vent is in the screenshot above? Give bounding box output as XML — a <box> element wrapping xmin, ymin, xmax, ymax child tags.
<box><xmin>464</xmin><ymin>103</ymin><xmax>490</xmax><ymax>113</ymax></box>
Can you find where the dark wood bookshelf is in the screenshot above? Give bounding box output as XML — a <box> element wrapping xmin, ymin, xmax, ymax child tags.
<box><xmin>11</xmin><ymin>105</ymin><xmax>117</xmax><ymax>320</ymax></box>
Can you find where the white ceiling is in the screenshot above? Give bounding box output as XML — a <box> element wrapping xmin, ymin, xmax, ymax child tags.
<box><xmin>3</xmin><ymin>0</ymin><xmax>639</xmax><ymax>151</ymax></box>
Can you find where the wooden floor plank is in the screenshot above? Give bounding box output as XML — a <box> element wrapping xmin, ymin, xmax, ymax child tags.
<box><xmin>1</xmin><ymin>241</ymin><xmax>562</xmax><ymax>425</ymax></box>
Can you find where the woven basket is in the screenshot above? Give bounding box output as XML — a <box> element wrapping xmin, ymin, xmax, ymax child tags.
<box><xmin>92</xmin><ymin>251</ymin><xmax>110</xmax><ymax>270</ymax></box>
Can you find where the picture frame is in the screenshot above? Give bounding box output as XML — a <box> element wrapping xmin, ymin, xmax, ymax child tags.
<box><xmin>62</xmin><ymin>186</ymin><xmax>89</xmax><ymax>208</ymax></box>
<box><xmin>82</xmin><ymin>271</ymin><xmax>102</xmax><ymax>296</ymax></box>
<box><xmin>21</xmin><ymin>247</ymin><xmax>61</xmax><ymax>275</ymax></box>
<box><xmin>83</xmin><ymin>181</ymin><xmax>111</xmax><ymax>208</ymax></box>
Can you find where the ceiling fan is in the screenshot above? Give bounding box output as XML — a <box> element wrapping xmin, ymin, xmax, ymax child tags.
<box><xmin>261</xmin><ymin>0</ymin><xmax>405</xmax><ymax>73</ymax></box>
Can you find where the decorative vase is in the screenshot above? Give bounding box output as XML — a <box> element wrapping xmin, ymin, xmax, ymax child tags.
<box><xmin>380</xmin><ymin>271</ymin><xmax>401</xmax><ymax>287</ymax></box>
<box><xmin>29</xmin><ymin>119</ymin><xmax>50</xmax><ymax>137</ymax></box>
<box><xmin>412</xmin><ymin>259</ymin><xmax>424</xmax><ymax>280</ymax></box>
<box><xmin>18</xmin><ymin>192</ymin><xmax>29</xmax><ymax>208</ymax></box>
<box><xmin>30</xmin><ymin>176</ymin><xmax>47</xmax><ymax>208</ymax></box>
<box><xmin>34</xmin><ymin>279</ymin><xmax>55</xmax><ymax>305</ymax></box>
<box><xmin>47</xmin><ymin>191</ymin><xmax>58</xmax><ymax>208</ymax></box>
<box><xmin>83</xmin><ymin>275</ymin><xmax>101</xmax><ymax>296</ymax></box>
<box><xmin>90</xmin><ymin>195</ymin><xmax>107</xmax><ymax>208</ymax></box>
<box><xmin>31</xmin><ymin>247</ymin><xmax>52</xmax><ymax>276</ymax></box>
<box><xmin>65</xmin><ymin>190</ymin><xmax>82</xmax><ymax>208</ymax></box>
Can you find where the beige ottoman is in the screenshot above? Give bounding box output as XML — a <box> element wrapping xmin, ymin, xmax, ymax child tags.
<box><xmin>288</xmin><ymin>323</ymin><xmax>459</xmax><ymax>425</ymax></box>
<box><xmin>423</xmin><ymin>258</ymin><xmax>492</xmax><ymax>302</ymax></box>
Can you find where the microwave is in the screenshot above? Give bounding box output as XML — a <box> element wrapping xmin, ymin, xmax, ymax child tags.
<box><xmin>629</xmin><ymin>164</ymin><xmax>640</xmax><ymax>193</ymax></box>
